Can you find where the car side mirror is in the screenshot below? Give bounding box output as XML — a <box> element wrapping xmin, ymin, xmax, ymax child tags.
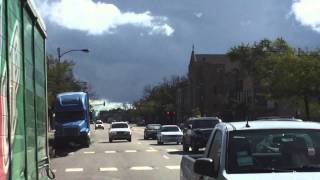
<box><xmin>194</xmin><ymin>158</ymin><xmax>214</xmax><ymax>177</ymax></box>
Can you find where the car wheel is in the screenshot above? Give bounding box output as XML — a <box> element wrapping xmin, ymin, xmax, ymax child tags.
<box><xmin>183</xmin><ymin>144</ymin><xmax>189</xmax><ymax>152</ymax></box>
<box><xmin>109</xmin><ymin>138</ymin><xmax>113</xmax><ymax>143</ymax></box>
<box><xmin>144</xmin><ymin>135</ymin><xmax>147</xmax><ymax>140</ymax></box>
<box><xmin>128</xmin><ymin>137</ymin><xmax>132</xmax><ymax>142</ymax></box>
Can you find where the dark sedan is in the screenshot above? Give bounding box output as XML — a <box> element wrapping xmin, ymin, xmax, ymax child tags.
<box><xmin>144</xmin><ymin>124</ymin><xmax>161</xmax><ymax>139</ymax></box>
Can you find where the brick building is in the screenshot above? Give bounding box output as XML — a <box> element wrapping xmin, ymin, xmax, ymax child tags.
<box><xmin>176</xmin><ymin>48</ymin><xmax>294</xmax><ymax>122</ymax></box>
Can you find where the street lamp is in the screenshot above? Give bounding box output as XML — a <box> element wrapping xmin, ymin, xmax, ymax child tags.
<box><xmin>57</xmin><ymin>47</ymin><xmax>90</xmax><ymax>62</ymax></box>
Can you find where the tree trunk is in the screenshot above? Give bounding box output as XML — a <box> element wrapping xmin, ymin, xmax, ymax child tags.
<box><xmin>304</xmin><ymin>95</ymin><xmax>310</xmax><ymax>121</ymax></box>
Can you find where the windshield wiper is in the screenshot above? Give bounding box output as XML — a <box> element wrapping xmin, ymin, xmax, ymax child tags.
<box><xmin>253</xmin><ymin>167</ymin><xmax>295</xmax><ymax>173</ymax></box>
<box><xmin>293</xmin><ymin>165</ymin><xmax>320</xmax><ymax>172</ymax></box>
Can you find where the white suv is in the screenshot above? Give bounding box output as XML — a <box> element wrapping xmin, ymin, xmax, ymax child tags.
<box><xmin>109</xmin><ymin>122</ymin><xmax>132</xmax><ymax>143</ymax></box>
<box><xmin>181</xmin><ymin>120</ymin><xmax>320</xmax><ymax>180</ymax></box>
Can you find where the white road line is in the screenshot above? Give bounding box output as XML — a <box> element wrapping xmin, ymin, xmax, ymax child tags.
<box><xmin>125</xmin><ymin>150</ymin><xmax>137</xmax><ymax>153</ymax></box>
<box><xmin>137</xmin><ymin>142</ymin><xmax>142</xmax><ymax>145</ymax></box>
<box><xmin>68</xmin><ymin>152</ymin><xmax>74</xmax><ymax>155</ymax></box>
<box><xmin>146</xmin><ymin>149</ymin><xmax>157</xmax><ymax>152</ymax></box>
<box><xmin>165</xmin><ymin>165</ymin><xmax>180</xmax><ymax>170</ymax></box>
<box><xmin>149</xmin><ymin>147</ymin><xmax>155</xmax><ymax>150</ymax></box>
<box><xmin>104</xmin><ymin>150</ymin><xmax>116</xmax><ymax>154</ymax></box>
<box><xmin>83</xmin><ymin>151</ymin><xmax>95</xmax><ymax>154</ymax></box>
<box><xmin>99</xmin><ymin>167</ymin><xmax>118</xmax><ymax>172</ymax></box>
<box><xmin>65</xmin><ymin>168</ymin><xmax>83</xmax><ymax>172</ymax></box>
<box><xmin>130</xmin><ymin>166</ymin><xmax>153</xmax><ymax>171</ymax></box>
<box><xmin>166</xmin><ymin>149</ymin><xmax>178</xmax><ymax>152</ymax></box>
<box><xmin>163</xmin><ymin>155</ymin><xmax>170</xmax><ymax>159</ymax></box>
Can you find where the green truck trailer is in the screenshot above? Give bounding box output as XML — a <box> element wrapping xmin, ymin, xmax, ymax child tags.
<box><xmin>0</xmin><ymin>0</ymin><xmax>52</xmax><ymax>179</ymax></box>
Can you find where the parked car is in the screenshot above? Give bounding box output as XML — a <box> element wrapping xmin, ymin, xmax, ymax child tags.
<box><xmin>157</xmin><ymin>125</ymin><xmax>183</xmax><ymax>145</ymax></box>
<box><xmin>95</xmin><ymin>120</ymin><xmax>104</xmax><ymax>129</ymax></box>
<box><xmin>144</xmin><ymin>124</ymin><xmax>161</xmax><ymax>139</ymax></box>
<box><xmin>109</xmin><ymin>122</ymin><xmax>132</xmax><ymax>142</ymax></box>
<box><xmin>183</xmin><ymin>117</ymin><xmax>222</xmax><ymax>152</ymax></box>
<box><xmin>180</xmin><ymin>120</ymin><xmax>320</xmax><ymax>180</ymax></box>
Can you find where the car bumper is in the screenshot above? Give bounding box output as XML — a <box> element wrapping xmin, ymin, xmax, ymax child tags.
<box><xmin>110</xmin><ymin>133</ymin><xmax>131</xmax><ymax>140</ymax></box>
<box><xmin>162</xmin><ymin>135</ymin><xmax>182</xmax><ymax>143</ymax></box>
<box><xmin>145</xmin><ymin>131</ymin><xmax>158</xmax><ymax>138</ymax></box>
<box><xmin>192</xmin><ymin>136</ymin><xmax>210</xmax><ymax>148</ymax></box>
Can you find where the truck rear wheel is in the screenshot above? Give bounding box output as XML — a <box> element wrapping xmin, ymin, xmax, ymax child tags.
<box><xmin>192</xmin><ymin>146</ymin><xmax>199</xmax><ymax>153</ymax></box>
<box><xmin>83</xmin><ymin>136</ymin><xmax>90</xmax><ymax>148</ymax></box>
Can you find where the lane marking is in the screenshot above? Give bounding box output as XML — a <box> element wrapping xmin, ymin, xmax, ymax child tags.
<box><xmin>83</xmin><ymin>151</ymin><xmax>95</xmax><ymax>154</ymax></box>
<box><xmin>99</xmin><ymin>167</ymin><xmax>118</xmax><ymax>172</ymax></box>
<box><xmin>149</xmin><ymin>147</ymin><xmax>155</xmax><ymax>150</ymax></box>
<box><xmin>163</xmin><ymin>155</ymin><xmax>170</xmax><ymax>159</ymax></box>
<box><xmin>68</xmin><ymin>152</ymin><xmax>74</xmax><ymax>156</ymax></box>
<box><xmin>65</xmin><ymin>168</ymin><xmax>83</xmax><ymax>172</ymax></box>
<box><xmin>146</xmin><ymin>149</ymin><xmax>157</xmax><ymax>152</ymax></box>
<box><xmin>166</xmin><ymin>149</ymin><xmax>178</xmax><ymax>152</ymax></box>
<box><xmin>125</xmin><ymin>150</ymin><xmax>137</xmax><ymax>153</ymax></box>
<box><xmin>137</xmin><ymin>142</ymin><xmax>142</xmax><ymax>145</ymax></box>
<box><xmin>104</xmin><ymin>150</ymin><xmax>116</xmax><ymax>154</ymax></box>
<box><xmin>165</xmin><ymin>165</ymin><xmax>180</xmax><ymax>170</ymax></box>
<box><xmin>130</xmin><ymin>166</ymin><xmax>153</xmax><ymax>171</ymax></box>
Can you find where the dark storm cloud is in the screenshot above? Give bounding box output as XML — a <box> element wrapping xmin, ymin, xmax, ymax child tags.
<box><xmin>39</xmin><ymin>0</ymin><xmax>320</xmax><ymax>102</ymax></box>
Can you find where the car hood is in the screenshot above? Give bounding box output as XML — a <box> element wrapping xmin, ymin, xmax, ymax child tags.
<box><xmin>161</xmin><ymin>131</ymin><xmax>182</xmax><ymax>136</ymax></box>
<box><xmin>224</xmin><ymin>172</ymin><xmax>320</xmax><ymax>180</ymax></box>
<box><xmin>110</xmin><ymin>128</ymin><xmax>131</xmax><ymax>132</ymax></box>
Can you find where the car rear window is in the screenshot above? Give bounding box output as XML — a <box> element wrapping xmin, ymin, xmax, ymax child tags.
<box><xmin>147</xmin><ymin>124</ymin><xmax>161</xmax><ymax>129</ymax></box>
<box><xmin>191</xmin><ymin>120</ymin><xmax>219</xmax><ymax>129</ymax></box>
<box><xmin>161</xmin><ymin>126</ymin><xmax>179</xmax><ymax>132</ymax></box>
<box><xmin>112</xmin><ymin>123</ymin><xmax>128</xmax><ymax>128</ymax></box>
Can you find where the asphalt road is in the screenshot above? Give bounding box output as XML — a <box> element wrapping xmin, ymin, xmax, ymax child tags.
<box><xmin>51</xmin><ymin>124</ymin><xmax>188</xmax><ymax>180</ymax></box>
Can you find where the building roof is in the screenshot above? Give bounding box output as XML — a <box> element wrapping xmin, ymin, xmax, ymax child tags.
<box><xmin>189</xmin><ymin>51</ymin><xmax>239</xmax><ymax>72</ymax></box>
<box><xmin>223</xmin><ymin>121</ymin><xmax>320</xmax><ymax>131</ymax></box>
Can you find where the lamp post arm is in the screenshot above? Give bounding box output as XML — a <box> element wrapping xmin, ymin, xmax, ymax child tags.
<box><xmin>59</xmin><ymin>49</ymin><xmax>82</xmax><ymax>58</ymax></box>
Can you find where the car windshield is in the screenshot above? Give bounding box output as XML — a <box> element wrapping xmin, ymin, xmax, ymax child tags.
<box><xmin>191</xmin><ymin>120</ymin><xmax>219</xmax><ymax>129</ymax></box>
<box><xmin>96</xmin><ymin>121</ymin><xmax>102</xmax><ymax>124</ymax></box>
<box><xmin>161</xmin><ymin>126</ymin><xmax>179</xmax><ymax>132</ymax></box>
<box><xmin>55</xmin><ymin>111</ymin><xmax>85</xmax><ymax>122</ymax></box>
<box><xmin>112</xmin><ymin>123</ymin><xmax>128</xmax><ymax>128</ymax></box>
<box><xmin>227</xmin><ymin>129</ymin><xmax>320</xmax><ymax>173</ymax></box>
<box><xmin>147</xmin><ymin>124</ymin><xmax>161</xmax><ymax>130</ymax></box>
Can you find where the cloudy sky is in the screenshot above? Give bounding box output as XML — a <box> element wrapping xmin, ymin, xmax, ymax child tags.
<box><xmin>33</xmin><ymin>0</ymin><xmax>320</xmax><ymax>103</ymax></box>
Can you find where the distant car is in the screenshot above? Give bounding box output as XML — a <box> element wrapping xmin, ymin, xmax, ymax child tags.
<box><xmin>95</xmin><ymin>120</ymin><xmax>104</xmax><ymax>129</ymax></box>
<box><xmin>157</xmin><ymin>125</ymin><xmax>183</xmax><ymax>145</ymax></box>
<box><xmin>109</xmin><ymin>122</ymin><xmax>132</xmax><ymax>142</ymax></box>
<box><xmin>182</xmin><ymin>117</ymin><xmax>222</xmax><ymax>152</ymax></box>
<box><xmin>144</xmin><ymin>124</ymin><xmax>161</xmax><ymax>139</ymax></box>
<box><xmin>137</xmin><ymin>120</ymin><xmax>146</xmax><ymax>126</ymax></box>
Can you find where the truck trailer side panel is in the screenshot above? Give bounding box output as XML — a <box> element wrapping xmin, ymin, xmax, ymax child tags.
<box><xmin>0</xmin><ymin>0</ymin><xmax>48</xmax><ymax>180</ymax></box>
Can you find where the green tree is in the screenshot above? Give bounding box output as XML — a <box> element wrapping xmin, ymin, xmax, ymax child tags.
<box><xmin>47</xmin><ymin>55</ymin><xmax>91</xmax><ymax>107</ymax></box>
<box><xmin>259</xmin><ymin>50</ymin><xmax>320</xmax><ymax>120</ymax></box>
<box><xmin>228</xmin><ymin>38</ymin><xmax>320</xmax><ymax>120</ymax></box>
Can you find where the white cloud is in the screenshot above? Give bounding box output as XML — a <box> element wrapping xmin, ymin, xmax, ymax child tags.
<box><xmin>194</xmin><ymin>12</ymin><xmax>203</xmax><ymax>18</ymax></box>
<box><xmin>36</xmin><ymin>0</ymin><xmax>174</xmax><ymax>36</ymax></box>
<box><xmin>291</xmin><ymin>0</ymin><xmax>320</xmax><ymax>33</ymax></box>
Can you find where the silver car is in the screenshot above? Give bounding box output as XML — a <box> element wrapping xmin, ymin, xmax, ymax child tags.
<box><xmin>157</xmin><ymin>125</ymin><xmax>183</xmax><ymax>145</ymax></box>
